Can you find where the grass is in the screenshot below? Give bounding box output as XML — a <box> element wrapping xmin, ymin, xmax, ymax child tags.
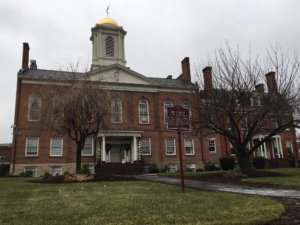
<box><xmin>243</xmin><ymin>168</ymin><xmax>300</xmax><ymax>189</ymax></box>
<box><xmin>0</xmin><ymin>178</ymin><xmax>283</xmax><ymax>225</ymax></box>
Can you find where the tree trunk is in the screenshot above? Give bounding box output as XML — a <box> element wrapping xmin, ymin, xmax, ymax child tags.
<box><xmin>76</xmin><ymin>146</ymin><xmax>82</xmax><ymax>173</ymax></box>
<box><xmin>237</xmin><ymin>154</ymin><xmax>254</xmax><ymax>175</ymax></box>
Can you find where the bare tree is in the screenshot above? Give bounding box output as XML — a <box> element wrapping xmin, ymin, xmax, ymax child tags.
<box><xmin>48</xmin><ymin>72</ymin><xmax>110</xmax><ymax>173</ymax></box>
<box><xmin>194</xmin><ymin>44</ymin><xmax>300</xmax><ymax>174</ymax></box>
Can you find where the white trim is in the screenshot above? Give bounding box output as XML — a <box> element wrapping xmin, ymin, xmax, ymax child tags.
<box><xmin>165</xmin><ymin>137</ymin><xmax>176</xmax><ymax>155</ymax></box>
<box><xmin>24</xmin><ymin>166</ymin><xmax>37</xmax><ymax>177</ymax></box>
<box><xmin>184</xmin><ymin>138</ymin><xmax>194</xmax><ymax>155</ymax></box>
<box><xmin>25</xmin><ymin>137</ymin><xmax>39</xmax><ymax>157</ymax></box>
<box><xmin>141</xmin><ymin>138</ymin><xmax>151</xmax><ymax>155</ymax></box>
<box><xmin>21</xmin><ymin>80</ymin><xmax>195</xmax><ymax>93</ymax></box>
<box><xmin>50</xmin><ymin>138</ymin><xmax>63</xmax><ymax>157</ymax></box>
<box><xmin>49</xmin><ymin>165</ymin><xmax>63</xmax><ymax>176</ymax></box>
<box><xmin>82</xmin><ymin>137</ymin><xmax>94</xmax><ymax>156</ymax></box>
<box><xmin>138</xmin><ymin>99</ymin><xmax>150</xmax><ymax>124</ymax></box>
<box><xmin>208</xmin><ymin>138</ymin><xmax>216</xmax><ymax>154</ymax></box>
<box><xmin>164</xmin><ymin>100</ymin><xmax>173</xmax><ymax>124</ymax></box>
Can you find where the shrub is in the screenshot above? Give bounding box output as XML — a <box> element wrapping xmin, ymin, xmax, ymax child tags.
<box><xmin>0</xmin><ymin>164</ymin><xmax>10</xmax><ymax>177</ymax></box>
<box><xmin>20</xmin><ymin>170</ymin><xmax>33</xmax><ymax>177</ymax></box>
<box><xmin>81</xmin><ymin>164</ymin><xmax>91</xmax><ymax>175</ymax></box>
<box><xmin>148</xmin><ymin>164</ymin><xmax>159</xmax><ymax>173</ymax></box>
<box><xmin>252</xmin><ymin>156</ymin><xmax>266</xmax><ymax>169</ymax></box>
<box><xmin>204</xmin><ymin>162</ymin><xmax>220</xmax><ymax>171</ymax></box>
<box><xmin>219</xmin><ymin>157</ymin><xmax>235</xmax><ymax>171</ymax></box>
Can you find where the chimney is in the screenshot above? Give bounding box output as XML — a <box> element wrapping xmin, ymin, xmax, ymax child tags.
<box><xmin>265</xmin><ymin>72</ymin><xmax>278</xmax><ymax>93</ymax></box>
<box><xmin>255</xmin><ymin>83</ymin><xmax>264</xmax><ymax>94</ymax></box>
<box><xmin>22</xmin><ymin>42</ymin><xmax>30</xmax><ymax>71</ymax></box>
<box><xmin>202</xmin><ymin>66</ymin><xmax>213</xmax><ymax>91</ymax></box>
<box><xmin>181</xmin><ymin>57</ymin><xmax>191</xmax><ymax>82</ymax></box>
<box><xmin>30</xmin><ymin>59</ymin><xmax>37</xmax><ymax>69</ymax></box>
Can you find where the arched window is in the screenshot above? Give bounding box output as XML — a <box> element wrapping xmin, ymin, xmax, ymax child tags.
<box><xmin>139</xmin><ymin>98</ymin><xmax>149</xmax><ymax>124</ymax></box>
<box><xmin>105</xmin><ymin>36</ymin><xmax>114</xmax><ymax>57</ymax></box>
<box><xmin>28</xmin><ymin>94</ymin><xmax>41</xmax><ymax>121</ymax></box>
<box><xmin>181</xmin><ymin>101</ymin><xmax>192</xmax><ymax>118</ymax></box>
<box><xmin>111</xmin><ymin>98</ymin><xmax>122</xmax><ymax>123</ymax></box>
<box><xmin>164</xmin><ymin>99</ymin><xmax>173</xmax><ymax>124</ymax></box>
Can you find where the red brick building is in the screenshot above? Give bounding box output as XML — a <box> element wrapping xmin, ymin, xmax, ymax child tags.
<box><xmin>11</xmin><ymin>17</ymin><xmax>203</xmax><ymax>176</ymax></box>
<box><xmin>10</xmin><ymin>17</ymin><xmax>299</xmax><ymax>176</ymax></box>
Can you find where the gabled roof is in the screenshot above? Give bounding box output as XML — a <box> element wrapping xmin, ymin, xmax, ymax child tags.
<box><xmin>18</xmin><ymin>64</ymin><xmax>195</xmax><ymax>89</ymax></box>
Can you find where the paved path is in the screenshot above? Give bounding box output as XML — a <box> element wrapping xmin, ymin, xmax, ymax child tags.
<box><xmin>132</xmin><ymin>174</ymin><xmax>300</xmax><ymax>199</ymax></box>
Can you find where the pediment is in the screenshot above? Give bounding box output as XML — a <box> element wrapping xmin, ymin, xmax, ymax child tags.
<box><xmin>88</xmin><ymin>64</ymin><xmax>158</xmax><ymax>85</ymax></box>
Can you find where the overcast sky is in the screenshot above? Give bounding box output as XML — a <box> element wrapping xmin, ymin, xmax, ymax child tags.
<box><xmin>1</xmin><ymin>0</ymin><xmax>300</xmax><ymax>143</ymax></box>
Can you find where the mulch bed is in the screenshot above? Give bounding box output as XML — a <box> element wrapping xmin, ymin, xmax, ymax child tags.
<box><xmin>184</xmin><ymin>171</ymin><xmax>300</xmax><ymax>225</ymax></box>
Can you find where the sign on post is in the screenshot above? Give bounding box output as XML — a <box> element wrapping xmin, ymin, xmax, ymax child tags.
<box><xmin>167</xmin><ymin>105</ymin><xmax>191</xmax><ymax>132</ymax></box>
<box><xmin>167</xmin><ymin>105</ymin><xmax>191</xmax><ymax>192</ymax></box>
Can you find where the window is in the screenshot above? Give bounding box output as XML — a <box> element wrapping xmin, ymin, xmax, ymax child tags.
<box><xmin>208</xmin><ymin>139</ymin><xmax>216</xmax><ymax>153</ymax></box>
<box><xmin>185</xmin><ymin>164</ymin><xmax>196</xmax><ymax>172</ymax></box>
<box><xmin>105</xmin><ymin>36</ymin><xmax>114</xmax><ymax>57</ymax></box>
<box><xmin>28</xmin><ymin>94</ymin><xmax>41</xmax><ymax>121</ymax></box>
<box><xmin>24</xmin><ymin>166</ymin><xmax>37</xmax><ymax>177</ymax></box>
<box><xmin>141</xmin><ymin>138</ymin><xmax>151</xmax><ymax>155</ymax></box>
<box><xmin>50</xmin><ymin>166</ymin><xmax>63</xmax><ymax>176</ymax></box>
<box><xmin>139</xmin><ymin>99</ymin><xmax>149</xmax><ymax>124</ymax></box>
<box><xmin>0</xmin><ymin>155</ymin><xmax>5</xmax><ymax>162</ymax></box>
<box><xmin>181</xmin><ymin>101</ymin><xmax>192</xmax><ymax>117</ymax></box>
<box><xmin>25</xmin><ymin>138</ymin><xmax>39</xmax><ymax>156</ymax></box>
<box><xmin>164</xmin><ymin>100</ymin><xmax>173</xmax><ymax>124</ymax></box>
<box><xmin>184</xmin><ymin>139</ymin><xmax>194</xmax><ymax>155</ymax></box>
<box><xmin>166</xmin><ymin>138</ymin><xmax>176</xmax><ymax>155</ymax></box>
<box><xmin>167</xmin><ymin>163</ymin><xmax>177</xmax><ymax>172</ymax></box>
<box><xmin>82</xmin><ymin>137</ymin><xmax>93</xmax><ymax>156</ymax></box>
<box><xmin>111</xmin><ymin>98</ymin><xmax>122</xmax><ymax>123</ymax></box>
<box><xmin>50</xmin><ymin>138</ymin><xmax>63</xmax><ymax>156</ymax></box>
<box><xmin>286</xmin><ymin>140</ymin><xmax>293</xmax><ymax>154</ymax></box>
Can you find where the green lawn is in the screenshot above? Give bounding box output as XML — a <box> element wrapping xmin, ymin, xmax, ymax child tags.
<box><xmin>243</xmin><ymin>168</ymin><xmax>300</xmax><ymax>189</ymax></box>
<box><xmin>0</xmin><ymin>178</ymin><xmax>283</xmax><ymax>225</ymax></box>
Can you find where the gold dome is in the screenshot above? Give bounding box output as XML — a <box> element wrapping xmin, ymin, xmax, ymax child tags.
<box><xmin>97</xmin><ymin>17</ymin><xmax>118</xmax><ymax>26</ymax></box>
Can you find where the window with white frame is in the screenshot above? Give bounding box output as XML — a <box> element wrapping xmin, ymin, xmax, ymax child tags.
<box><xmin>184</xmin><ymin>139</ymin><xmax>194</xmax><ymax>155</ymax></box>
<box><xmin>50</xmin><ymin>166</ymin><xmax>63</xmax><ymax>176</ymax></box>
<box><xmin>141</xmin><ymin>138</ymin><xmax>151</xmax><ymax>155</ymax></box>
<box><xmin>139</xmin><ymin>98</ymin><xmax>149</xmax><ymax>124</ymax></box>
<box><xmin>28</xmin><ymin>94</ymin><xmax>41</xmax><ymax>121</ymax></box>
<box><xmin>208</xmin><ymin>139</ymin><xmax>216</xmax><ymax>153</ymax></box>
<box><xmin>164</xmin><ymin>100</ymin><xmax>173</xmax><ymax>124</ymax></box>
<box><xmin>82</xmin><ymin>137</ymin><xmax>93</xmax><ymax>156</ymax></box>
<box><xmin>167</xmin><ymin>163</ymin><xmax>177</xmax><ymax>173</ymax></box>
<box><xmin>111</xmin><ymin>98</ymin><xmax>122</xmax><ymax>123</ymax></box>
<box><xmin>24</xmin><ymin>166</ymin><xmax>37</xmax><ymax>177</ymax></box>
<box><xmin>25</xmin><ymin>137</ymin><xmax>39</xmax><ymax>156</ymax></box>
<box><xmin>166</xmin><ymin>138</ymin><xmax>176</xmax><ymax>155</ymax></box>
<box><xmin>50</xmin><ymin>138</ymin><xmax>63</xmax><ymax>156</ymax></box>
<box><xmin>105</xmin><ymin>36</ymin><xmax>114</xmax><ymax>57</ymax></box>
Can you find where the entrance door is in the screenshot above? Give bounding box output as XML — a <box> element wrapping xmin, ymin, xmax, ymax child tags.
<box><xmin>110</xmin><ymin>145</ymin><xmax>124</xmax><ymax>162</ymax></box>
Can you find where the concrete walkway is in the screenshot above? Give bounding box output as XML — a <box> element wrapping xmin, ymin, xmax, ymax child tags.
<box><xmin>132</xmin><ymin>174</ymin><xmax>300</xmax><ymax>199</ymax></box>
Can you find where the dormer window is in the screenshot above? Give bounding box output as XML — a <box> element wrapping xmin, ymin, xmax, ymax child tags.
<box><xmin>105</xmin><ymin>36</ymin><xmax>114</xmax><ymax>57</ymax></box>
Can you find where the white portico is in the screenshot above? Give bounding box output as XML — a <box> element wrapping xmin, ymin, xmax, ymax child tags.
<box><xmin>97</xmin><ymin>130</ymin><xmax>143</xmax><ymax>163</ymax></box>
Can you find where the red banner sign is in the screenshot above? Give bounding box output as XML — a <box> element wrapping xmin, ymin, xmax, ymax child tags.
<box><xmin>167</xmin><ymin>105</ymin><xmax>191</xmax><ymax>132</ymax></box>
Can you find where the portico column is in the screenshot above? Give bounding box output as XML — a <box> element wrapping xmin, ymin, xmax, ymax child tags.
<box><xmin>133</xmin><ymin>136</ymin><xmax>137</xmax><ymax>161</ymax></box>
<box><xmin>101</xmin><ymin>136</ymin><xmax>106</xmax><ymax>162</ymax></box>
